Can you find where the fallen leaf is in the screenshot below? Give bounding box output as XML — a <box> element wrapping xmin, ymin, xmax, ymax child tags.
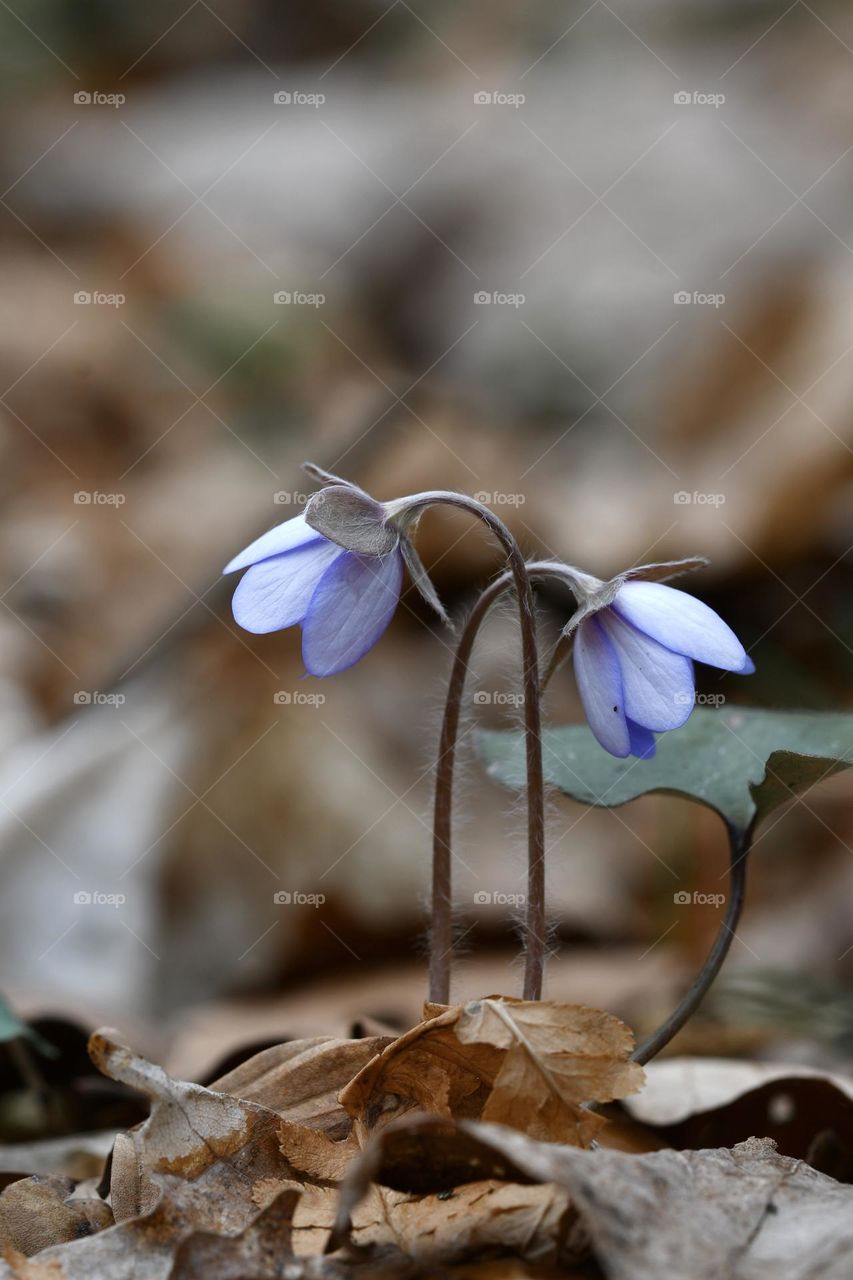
<box><xmin>333</xmin><ymin>1113</ymin><xmax>853</xmax><ymax>1279</ymax></box>
<box><xmin>341</xmin><ymin>998</ymin><xmax>642</xmax><ymax>1148</ymax></box>
<box><xmin>623</xmin><ymin>1056</ymin><xmax>853</xmax><ymax>1172</ymax></box>
<box><xmin>0</xmin><ymin>1174</ymin><xmax>113</xmax><ymax>1256</ymax></box>
<box><xmin>209</xmin><ymin>1036</ymin><xmax>392</xmax><ymax>1137</ymax></box>
<box><xmin>455</xmin><ymin>998</ymin><xmax>644</xmax><ymax>1145</ymax></box>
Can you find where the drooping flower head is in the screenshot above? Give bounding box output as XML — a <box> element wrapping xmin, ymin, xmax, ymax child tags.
<box><xmin>547</xmin><ymin>559</ymin><xmax>754</xmax><ymax>761</ymax></box>
<box><xmin>224</xmin><ymin>465</ymin><xmax>446</xmax><ymax>677</ymax></box>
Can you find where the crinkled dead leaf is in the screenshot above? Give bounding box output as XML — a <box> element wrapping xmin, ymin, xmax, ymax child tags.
<box><xmin>209</xmin><ymin>1036</ymin><xmax>392</xmax><ymax>1137</ymax></box>
<box><xmin>455</xmin><ymin>998</ymin><xmax>644</xmax><ymax>1146</ymax></box>
<box><xmin>333</xmin><ymin>1114</ymin><xmax>853</xmax><ymax>1280</ymax></box>
<box><xmin>167</xmin><ymin>1186</ymin><xmax>299</xmax><ymax>1279</ymax></box>
<box><xmin>341</xmin><ymin>998</ymin><xmax>642</xmax><ymax>1148</ymax></box>
<box><xmin>339</xmin><ymin>1006</ymin><xmax>502</xmax><ymax>1139</ymax></box>
<box><xmin>323</xmin><ymin>1115</ymin><xmax>576</xmax><ymax>1268</ymax></box>
<box><xmin>89</xmin><ymin>1030</ymin><xmax>288</xmax><ymax>1226</ymax></box>
<box><xmin>0</xmin><ymin>1174</ymin><xmax>112</xmax><ymax>1257</ymax></box>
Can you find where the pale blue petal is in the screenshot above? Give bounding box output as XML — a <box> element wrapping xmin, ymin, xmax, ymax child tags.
<box><xmin>627</xmin><ymin>718</ymin><xmax>656</xmax><ymax>760</ymax></box>
<box><xmin>735</xmin><ymin>653</ymin><xmax>755</xmax><ymax>674</ymax></box>
<box><xmin>302</xmin><ymin>549</ymin><xmax>404</xmax><ymax>677</ymax></box>
<box><xmin>600</xmin><ymin>610</ymin><xmax>694</xmax><ymax>732</ymax></box>
<box><xmin>225</xmin><ymin>514</ymin><xmax>320</xmax><ymax>574</ymax></box>
<box><xmin>613</xmin><ymin>580</ymin><xmax>750</xmax><ymax>672</ymax></box>
<box><xmin>573</xmin><ymin>617</ymin><xmax>630</xmax><ymax>758</ymax></box>
<box><xmin>232</xmin><ymin>540</ymin><xmax>342</xmax><ymax>634</ymax></box>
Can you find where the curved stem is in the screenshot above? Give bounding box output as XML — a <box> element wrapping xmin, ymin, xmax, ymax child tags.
<box><xmin>409</xmin><ymin>495</ymin><xmax>544</xmax><ymax>1005</ymax></box>
<box><xmin>431</xmin><ymin>575</ymin><xmax>509</xmax><ymax>1003</ymax></box>
<box><xmin>430</xmin><ymin>551</ymin><xmax>750</xmax><ymax>1062</ymax></box>
<box><xmin>428</xmin><ymin>554</ymin><xmax>562</xmax><ymax>1004</ymax></box>
<box><xmin>632</xmin><ymin>823</ymin><xmax>750</xmax><ymax>1065</ymax></box>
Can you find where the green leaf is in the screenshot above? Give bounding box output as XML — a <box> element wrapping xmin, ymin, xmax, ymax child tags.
<box><xmin>478</xmin><ymin>707</ymin><xmax>853</xmax><ymax>837</ymax></box>
<box><xmin>0</xmin><ymin>992</ymin><xmax>57</xmax><ymax>1057</ymax></box>
<box><xmin>0</xmin><ymin>991</ymin><xmax>28</xmax><ymax>1044</ymax></box>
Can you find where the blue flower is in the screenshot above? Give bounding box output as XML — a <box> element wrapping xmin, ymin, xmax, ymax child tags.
<box><xmin>225</xmin><ymin>473</ymin><xmax>450</xmax><ymax>676</ymax></box>
<box><xmin>570</xmin><ymin>577</ymin><xmax>754</xmax><ymax>759</ymax></box>
<box><xmin>224</xmin><ymin>512</ymin><xmax>406</xmax><ymax>677</ymax></box>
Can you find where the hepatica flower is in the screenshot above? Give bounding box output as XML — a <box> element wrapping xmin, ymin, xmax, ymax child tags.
<box><xmin>551</xmin><ymin>560</ymin><xmax>754</xmax><ymax>760</ymax></box>
<box><xmin>224</xmin><ymin>469</ymin><xmax>446</xmax><ymax>677</ymax></box>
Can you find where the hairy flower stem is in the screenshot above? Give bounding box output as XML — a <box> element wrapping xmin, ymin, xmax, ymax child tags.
<box><xmin>402</xmin><ymin>496</ymin><xmax>544</xmax><ymax>1005</ymax></box>
<box><xmin>632</xmin><ymin>824</ymin><xmax>750</xmax><ymax>1064</ymax></box>
<box><xmin>433</xmin><ymin>558</ymin><xmax>751</xmax><ymax>1064</ymax></box>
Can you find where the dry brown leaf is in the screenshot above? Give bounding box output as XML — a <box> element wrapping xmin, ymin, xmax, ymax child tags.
<box><xmin>331</xmin><ymin>1112</ymin><xmax>853</xmax><ymax>1280</ymax></box>
<box><xmin>455</xmin><ymin>998</ymin><xmax>644</xmax><ymax>1146</ymax></box>
<box><xmin>341</xmin><ymin>997</ymin><xmax>642</xmax><ymax>1148</ymax></box>
<box><xmin>278</xmin><ymin>1124</ymin><xmax>361</xmax><ymax>1183</ymax></box>
<box><xmin>0</xmin><ymin>1175</ymin><xmax>113</xmax><ymax>1257</ymax></box>
<box><xmin>0</xmin><ymin>1031</ymin><xmax>308</xmax><ymax>1277</ymax></box>
<box><xmin>209</xmin><ymin>1036</ymin><xmax>392</xmax><ymax>1137</ymax></box>
<box><xmin>166</xmin><ymin>1187</ymin><xmax>300</xmax><ymax>1278</ymax></box>
<box><xmin>88</xmin><ymin>1030</ymin><xmax>290</xmax><ymax>1227</ymax></box>
<box><xmin>348</xmin><ymin>1180</ymin><xmax>572</xmax><ymax>1268</ymax></box>
<box><xmin>339</xmin><ymin>1006</ymin><xmax>502</xmax><ymax>1139</ymax></box>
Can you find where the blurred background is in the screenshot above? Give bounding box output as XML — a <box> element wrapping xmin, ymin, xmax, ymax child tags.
<box><xmin>0</xmin><ymin>0</ymin><xmax>852</xmax><ymax>1093</ymax></box>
